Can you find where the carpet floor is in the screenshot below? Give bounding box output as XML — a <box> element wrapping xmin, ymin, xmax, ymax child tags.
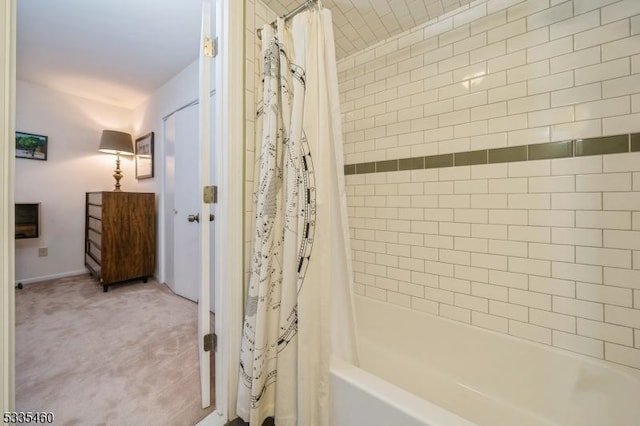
<box><xmin>15</xmin><ymin>274</ymin><xmax>215</xmax><ymax>426</ymax></box>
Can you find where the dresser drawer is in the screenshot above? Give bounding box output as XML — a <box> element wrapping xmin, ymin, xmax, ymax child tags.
<box><xmin>85</xmin><ymin>253</ymin><xmax>101</xmax><ymax>275</ymax></box>
<box><xmin>88</xmin><ymin>204</ymin><xmax>102</xmax><ymax>219</ymax></box>
<box><xmin>87</xmin><ymin>229</ymin><xmax>101</xmax><ymax>247</ymax></box>
<box><xmin>87</xmin><ymin>192</ymin><xmax>102</xmax><ymax>205</ymax></box>
<box><xmin>88</xmin><ymin>241</ymin><xmax>101</xmax><ymax>262</ymax></box>
<box><xmin>88</xmin><ymin>217</ymin><xmax>101</xmax><ymax>233</ymax></box>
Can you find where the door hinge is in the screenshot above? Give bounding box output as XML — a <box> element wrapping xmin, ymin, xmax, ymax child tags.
<box><xmin>204</xmin><ymin>333</ymin><xmax>217</xmax><ymax>352</ymax></box>
<box><xmin>203</xmin><ymin>185</ymin><xmax>217</xmax><ymax>204</ymax></box>
<box><xmin>204</xmin><ymin>37</ymin><xmax>217</xmax><ymax>57</ymax></box>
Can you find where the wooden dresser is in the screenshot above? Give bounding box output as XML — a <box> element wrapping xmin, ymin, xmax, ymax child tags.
<box><xmin>85</xmin><ymin>191</ymin><xmax>155</xmax><ymax>292</ymax></box>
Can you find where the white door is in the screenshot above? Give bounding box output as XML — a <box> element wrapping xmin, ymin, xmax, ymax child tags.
<box><xmin>170</xmin><ymin>0</ymin><xmax>214</xmax><ymax>409</ymax></box>
<box><xmin>173</xmin><ymin>103</ymin><xmax>201</xmax><ymax>303</ymax></box>
<box><xmin>198</xmin><ymin>0</ymin><xmax>244</xmax><ymax>421</ymax></box>
<box><xmin>171</xmin><ymin>103</ymin><xmax>216</xmax><ymax>409</ymax></box>
<box><xmin>165</xmin><ymin>0</ymin><xmax>216</xmax><ymax>410</ymax></box>
<box><xmin>168</xmin><ymin>97</ymin><xmax>216</xmax><ymax>410</ymax></box>
<box><xmin>170</xmin><ymin>100</ymin><xmax>216</xmax><ymax>303</ymax></box>
<box><xmin>197</xmin><ymin>0</ymin><xmax>215</xmax><ymax>409</ymax></box>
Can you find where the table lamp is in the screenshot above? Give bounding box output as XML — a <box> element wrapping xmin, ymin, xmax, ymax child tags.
<box><xmin>98</xmin><ymin>130</ymin><xmax>134</xmax><ymax>192</ymax></box>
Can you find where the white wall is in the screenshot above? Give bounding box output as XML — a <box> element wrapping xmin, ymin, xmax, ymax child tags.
<box><xmin>15</xmin><ymin>57</ymin><xmax>202</xmax><ymax>285</ymax></box>
<box><xmin>339</xmin><ymin>0</ymin><xmax>640</xmax><ymax>370</ymax></box>
<box><xmin>132</xmin><ymin>59</ymin><xmax>199</xmax><ymax>286</ymax></box>
<box><xmin>15</xmin><ymin>80</ymin><xmax>134</xmax><ymax>283</ymax></box>
<box><xmin>132</xmin><ymin>59</ymin><xmax>199</xmax><ymax>145</ymax></box>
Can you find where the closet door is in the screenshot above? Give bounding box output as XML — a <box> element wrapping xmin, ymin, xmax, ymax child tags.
<box><xmin>173</xmin><ymin>103</ymin><xmax>201</xmax><ymax>303</ymax></box>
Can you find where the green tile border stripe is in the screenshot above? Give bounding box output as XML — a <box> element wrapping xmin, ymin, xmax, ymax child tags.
<box><xmin>355</xmin><ymin>162</ymin><xmax>375</xmax><ymax>174</ymax></box>
<box><xmin>576</xmin><ymin>135</ymin><xmax>628</xmax><ymax>156</ymax></box>
<box><xmin>454</xmin><ymin>149</ymin><xmax>487</xmax><ymax>166</ymax></box>
<box><xmin>425</xmin><ymin>153</ymin><xmax>453</xmax><ymax>169</ymax></box>
<box><xmin>399</xmin><ymin>157</ymin><xmax>424</xmax><ymax>170</ymax></box>
<box><xmin>488</xmin><ymin>145</ymin><xmax>527</xmax><ymax>164</ymax></box>
<box><xmin>376</xmin><ymin>159</ymin><xmax>398</xmax><ymax>172</ymax></box>
<box><xmin>343</xmin><ymin>164</ymin><xmax>355</xmax><ymax>175</ymax></box>
<box><xmin>528</xmin><ymin>140</ymin><xmax>573</xmax><ymax>160</ymax></box>
<box><xmin>343</xmin><ymin>132</ymin><xmax>640</xmax><ymax>175</ymax></box>
<box><xmin>631</xmin><ymin>133</ymin><xmax>640</xmax><ymax>152</ymax></box>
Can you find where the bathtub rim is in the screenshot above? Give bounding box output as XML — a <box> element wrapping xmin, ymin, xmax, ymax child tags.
<box><xmin>330</xmin><ymin>356</ymin><xmax>475</xmax><ymax>426</ymax></box>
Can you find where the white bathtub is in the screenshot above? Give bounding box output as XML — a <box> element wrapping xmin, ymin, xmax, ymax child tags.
<box><xmin>330</xmin><ymin>296</ymin><xmax>640</xmax><ymax>426</ymax></box>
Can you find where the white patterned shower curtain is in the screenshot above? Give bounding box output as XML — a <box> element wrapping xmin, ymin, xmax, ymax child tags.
<box><xmin>237</xmin><ymin>7</ymin><xmax>359</xmax><ymax>426</ymax></box>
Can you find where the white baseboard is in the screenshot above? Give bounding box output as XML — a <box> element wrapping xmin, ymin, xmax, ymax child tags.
<box><xmin>196</xmin><ymin>410</ymin><xmax>227</xmax><ymax>426</ymax></box>
<box><xmin>15</xmin><ymin>269</ymin><xmax>89</xmax><ymax>285</ymax></box>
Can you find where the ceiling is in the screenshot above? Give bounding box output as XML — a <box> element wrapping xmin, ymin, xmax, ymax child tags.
<box><xmin>263</xmin><ymin>0</ymin><xmax>474</xmax><ymax>58</ymax></box>
<box><xmin>17</xmin><ymin>0</ymin><xmax>203</xmax><ymax>109</ymax></box>
<box><xmin>16</xmin><ymin>0</ymin><xmax>468</xmax><ymax>109</ymax></box>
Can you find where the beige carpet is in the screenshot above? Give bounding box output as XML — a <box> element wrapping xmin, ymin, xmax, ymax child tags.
<box><xmin>15</xmin><ymin>274</ymin><xmax>215</xmax><ymax>426</ymax></box>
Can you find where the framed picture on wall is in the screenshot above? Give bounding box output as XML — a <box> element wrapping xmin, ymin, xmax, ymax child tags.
<box><xmin>135</xmin><ymin>132</ymin><xmax>154</xmax><ymax>179</ymax></box>
<box><xmin>16</xmin><ymin>131</ymin><xmax>48</xmax><ymax>160</ymax></box>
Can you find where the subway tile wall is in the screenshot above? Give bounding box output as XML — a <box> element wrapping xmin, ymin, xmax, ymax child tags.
<box><xmin>339</xmin><ymin>0</ymin><xmax>640</xmax><ymax>370</ymax></box>
<box><xmin>245</xmin><ymin>0</ymin><xmax>278</xmax><ymax>284</ymax></box>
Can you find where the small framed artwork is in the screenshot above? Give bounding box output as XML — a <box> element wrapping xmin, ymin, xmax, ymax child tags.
<box><xmin>16</xmin><ymin>131</ymin><xmax>47</xmax><ymax>160</ymax></box>
<box><xmin>135</xmin><ymin>132</ymin><xmax>154</xmax><ymax>179</ymax></box>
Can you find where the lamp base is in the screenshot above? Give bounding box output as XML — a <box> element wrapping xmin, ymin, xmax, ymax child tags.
<box><xmin>112</xmin><ymin>154</ymin><xmax>123</xmax><ymax>192</ymax></box>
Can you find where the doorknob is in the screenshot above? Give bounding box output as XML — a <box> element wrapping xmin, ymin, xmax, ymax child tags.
<box><xmin>188</xmin><ymin>214</ymin><xmax>214</xmax><ymax>222</ymax></box>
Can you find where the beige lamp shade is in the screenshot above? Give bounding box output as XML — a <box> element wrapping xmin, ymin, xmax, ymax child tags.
<box><xmin>98</xmin><ymin>130</ymin><xmax>134</xmax><ymax>156</ymax></box>
<box><xmin>99</xmin><ymin>130</ymin><xmax>134</xmax><ymax>192</ymax></box>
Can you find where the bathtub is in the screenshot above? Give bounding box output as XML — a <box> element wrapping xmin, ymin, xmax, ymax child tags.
<box><xmin>330</xmin><ymin>296</ymin><xmax>640</xmax><ymax>426</ymax></box>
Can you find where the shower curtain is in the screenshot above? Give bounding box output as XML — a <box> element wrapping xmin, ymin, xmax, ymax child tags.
<box><xmin>237</xmin><ymin>7</ymin><xmax>358</xmax><ymax>426</ymax></box>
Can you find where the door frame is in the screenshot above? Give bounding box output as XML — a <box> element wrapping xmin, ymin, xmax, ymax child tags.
<box><xmin>0</xmin><ymin>0</ymin><xmax>246</xmax><ymax>418</ymax></box>
<box><xmin>160</xmin><ymin>0</ymin><xmax>244</xmax><ymax>419</ymax></box>
<box><xmin>198</xmin><ymin>0</ymin><xmax>244</xmax><ymax>423</ymax></box>
<box><xmin>160</xmin><ymin>0</ymin><xmax>245</xmax><ymax>418</ymax></box>
<box><xmin>0</xmin><ymin>0</ymin><xmax>16</xmax><ymax>413</ymax></box>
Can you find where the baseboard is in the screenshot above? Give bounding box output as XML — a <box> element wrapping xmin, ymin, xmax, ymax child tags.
<box><xmin>15</xmin><ymin>269</ymin><xmax>90</xmax><ymax>285</ymax></box>
<box><xmin>196</xmin><ymin>410</ymin><xmax>227</xmax><ymax>426</ymax></box>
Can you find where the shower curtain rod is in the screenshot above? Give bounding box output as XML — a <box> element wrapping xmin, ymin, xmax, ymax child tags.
<box><xmin>256</xmin><ymin>0</ymin><xmax>318</xmax><ymax>40</ymax></box>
